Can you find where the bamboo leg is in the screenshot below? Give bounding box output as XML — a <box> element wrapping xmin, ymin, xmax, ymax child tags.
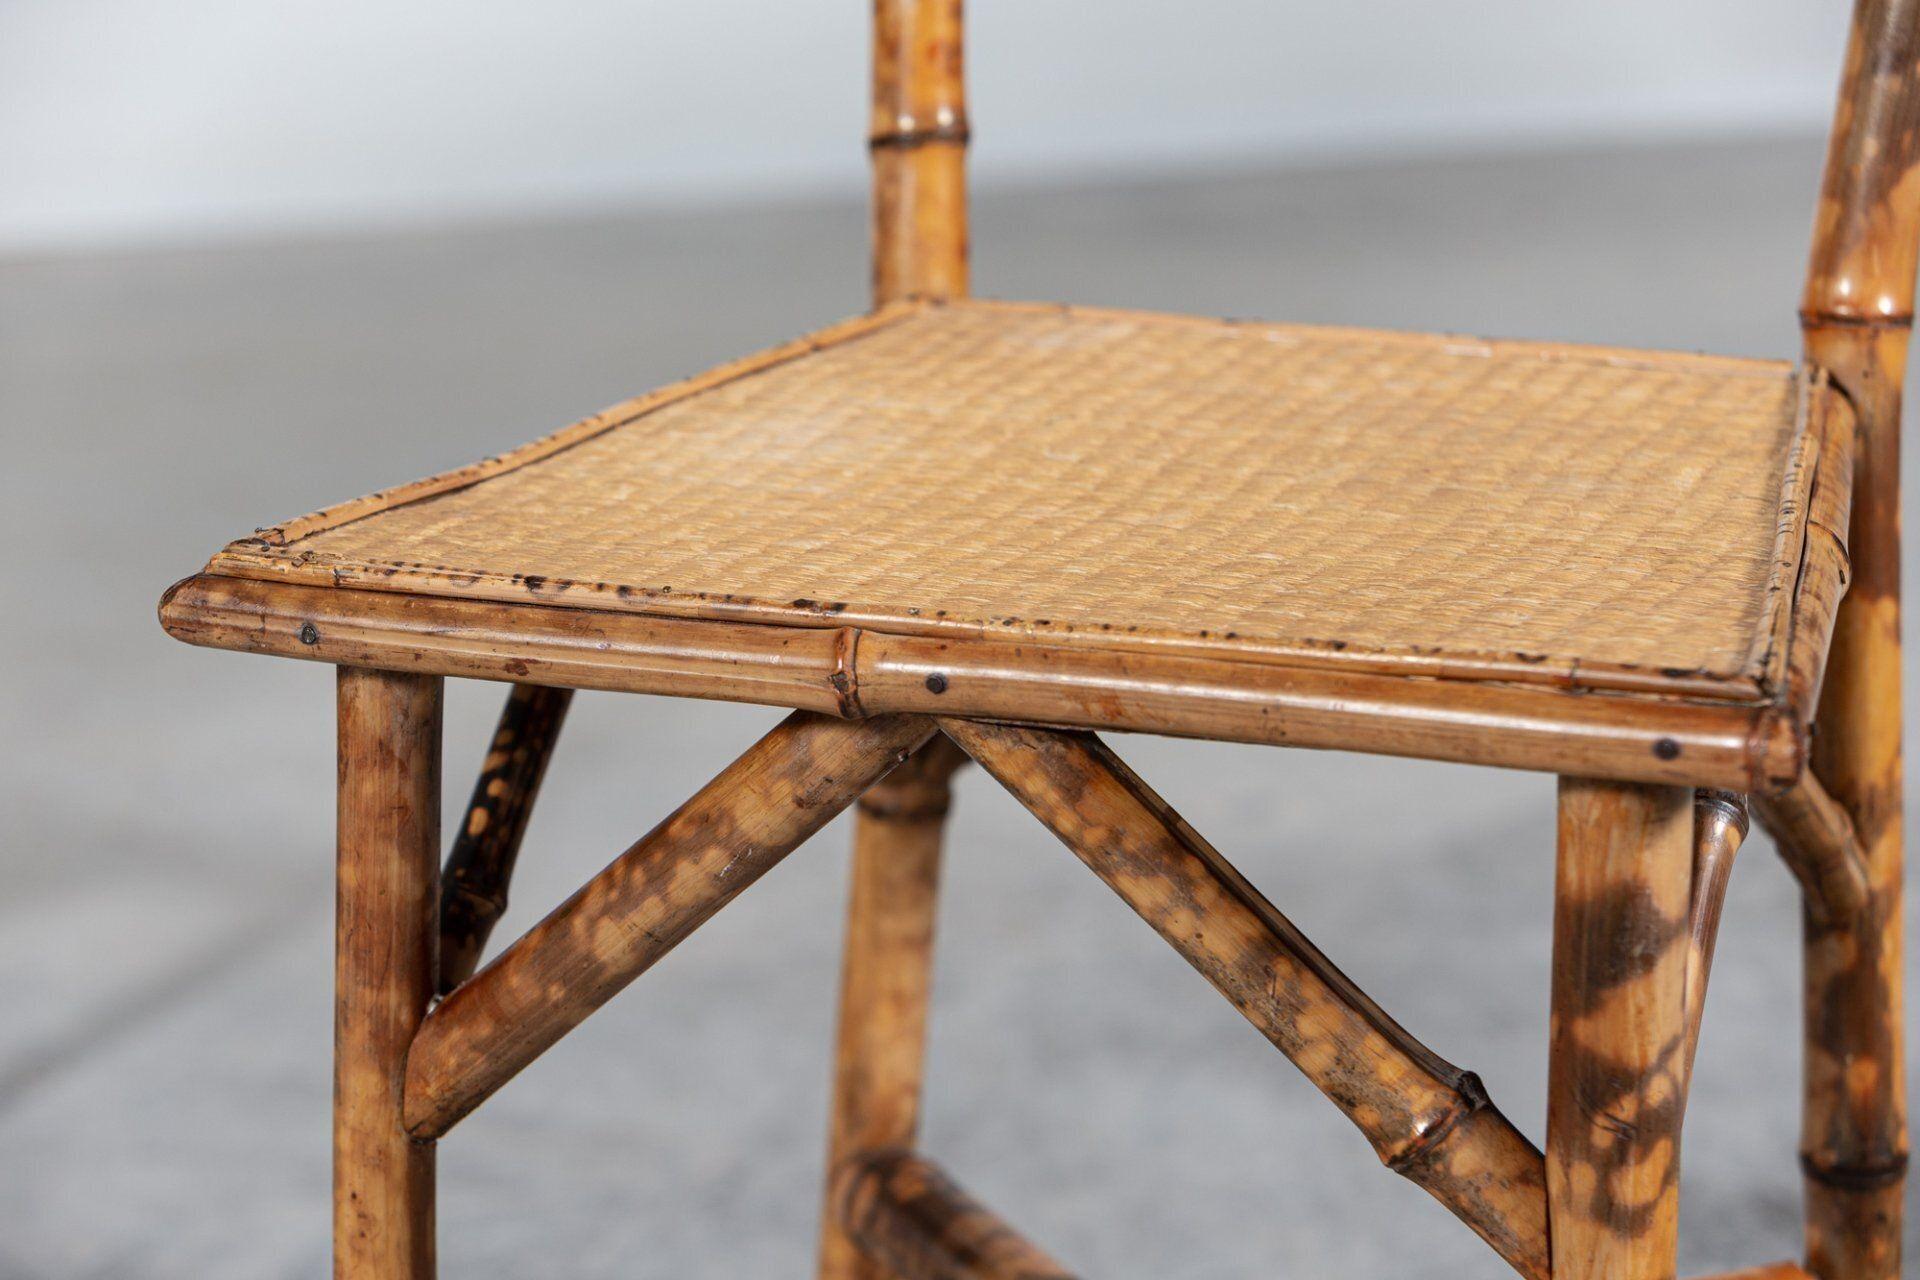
<box><xmin>819</xmin><ymin>736</ymin><xmax>967</xmax><ymax>1280</ymax></box>
<box><xmin>438</xmin><ymin>683</ymin><xmax>572</xmax><ymax>994</ymax></box>
<box><xmin>1684</xmin><ymin>790</ymin><xmax>1749</xmax><ymax>1087</ymax></box>
<box><xmin>1800</xmin><ymin>329</ymin><xmax>1908</xmax><ymax>1280</ymax></box>
<box><xmin>335</xmin><ymin>668</ymin><xmax>441</xmax><ymax>1278</ymax></box>
<box><xmin>1548</xmin><ymin>778</ymin><xmax>1694</xmax><ymax>1280</ymax></box>
<box><xmin>1798</xmin><ymin>0</ymin><xmax>1918</xmax><ymax>1255</ymax></box>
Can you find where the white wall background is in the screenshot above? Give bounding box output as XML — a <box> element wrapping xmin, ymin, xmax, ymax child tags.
<box><xmin>0</xmin><ymin>0</ymin><xmax>1854</xmax><ymax>253</ymax></box>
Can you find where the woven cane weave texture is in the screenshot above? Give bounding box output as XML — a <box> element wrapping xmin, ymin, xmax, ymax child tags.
<box><xmin>216</xmin><ymin>300</ymin><xmax>1817</xmax><ymax>697</ymax></box>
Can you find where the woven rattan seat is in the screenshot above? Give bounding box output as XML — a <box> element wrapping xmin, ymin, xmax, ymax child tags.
<box><xmin>208</xmin><ymin>298</ymin><xmax>1831</xmax><ymax>704</ymax></box>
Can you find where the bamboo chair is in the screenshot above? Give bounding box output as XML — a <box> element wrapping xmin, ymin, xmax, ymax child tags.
<box><xmin>157</xmin><ymin>4</ymin><xmax>1916</xmax><ymax>1278</ymax></box>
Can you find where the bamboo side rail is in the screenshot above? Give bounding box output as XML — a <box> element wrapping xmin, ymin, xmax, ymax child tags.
<box><xmin>1685</xmin><ymin>790</ymin><xmax>1749</xmax><ymax>1087</ymax></box>
<box><xmin>848</xmin><ymin>630</ymin><xmax>1795</xmax><ymax>795</ymax></box>
<box><xmin>403</xmin><ymin>712</ymin><xmax>936</xmax><ymax>1139</ymax></box>
<box><xmin>1799</xmin><ymin>3</ymin><xmax>1919</xmax><ymax>1274</ymax></box>
<box><xmin>158</xmin><ymin>573</ymin><xmax>850</xmax><ymax>713</ymax></box>
<box><xmin>818</xmin><ymin>737</ymin><xmax>968</xmax><ymax>1280</ymax></box>
<box><xmin>335</xmin><ymin>668</ymin><xmax>440</xmax><ymax>1277</ymax></box>
<box><xmin>1687</xmin><ymin>1267</ymin><xmax>1816</xmax><ymax>1280</ymax></box>
<box><xmin>833</xmin><ymin>1149</ymin><xmax>1077</xmax><ymax>1280</ymax></box>
<box><xmin>871</xmin><ymin>0</ymin><xmax>968</xmax><ymax>305</ymax></box>
<box><xmin>939</xmin><ymin>718</ymin><xmax>1550</xmax><ymax>1280</ymax></box>
<box><xmin>1548</xmin><ymin>779</ymin><xmax>1694</xmax><ymax>1280</ymax></box>
<box><xmin>1754</xmin><ymin>774</ymin><xmax>1871</xmax><ymax>926</ymax></box>
<box><xmin>157</xmin><ymin>575</ymin><xmax>1803</xmax><ymax>796</ymax></box>
<box><xmin>438</xmin><ymin>683</ymin><xmax>573</xmax><ymax>994</ymax></box>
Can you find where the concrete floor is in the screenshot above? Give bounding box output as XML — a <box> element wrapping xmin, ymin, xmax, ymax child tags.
<box><xmin>3</xmin><ymin>136</ymin><xmax>1915</xmax><ymax>1278</ymax></box>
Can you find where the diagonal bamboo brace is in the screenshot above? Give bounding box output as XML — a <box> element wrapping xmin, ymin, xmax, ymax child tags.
<box><xmin>404</xmin><ymin>711</ymin><xmax>936</xmax><ymax>1139</ymax></box>
<box><xmin>1754</xmin><ymin>771</ymin><xmax>1870</xmax><ymax>925</ymax></box>
<box><xmin>1685</xmin><ymin>789</ymin><xmax>1750</xmax><ymax>1087</ymax></box>
<box><xmin>438</xmin><ymin>682</ymin><xmax>574</xmax><ymax>994</ymax></box>
<box><xmin>939</xmin><ymin>718</ymin><xmax>1550</xmax><ymax>1280</ymax></box>
<box><xmin>834</xmin><ymin>1148</ymin><xmax>1077</xmax><ymax>1280</ymax></box>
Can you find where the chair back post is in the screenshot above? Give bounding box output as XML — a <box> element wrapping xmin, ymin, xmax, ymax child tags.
<box><xmin>870</xmin><ymin>0</ymin><xmax>969</xmax><ymax>306</ymax></box>
<box><xmin>1804</xmin><ymin>0</ymin><xmax>1920</xmax><ymax>341</ymax></box>
<box><xmin>1798</xmin><ymin>5</ymin><xmax>1917</xmax><ymax>1277</ymax></box>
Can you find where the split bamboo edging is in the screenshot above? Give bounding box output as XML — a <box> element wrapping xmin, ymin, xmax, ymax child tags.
<box><xmin>437</xmin><ymin>682</ymin><xmax>572</xmax><ymax>994</ymax></box>
<box><xmin>834</xmin><ymin>1148</ymin><xmax>1077</xmax><ymax>1280</ymax></box>
<box><xmin>939</xmin><ymin>717</ymin><xmax>1550</xmax><ymax>1280</ymax></box>
<box><xmin>402</xmin><ymin>711</ymin><xmax>936</xmax><ymax>1139</ymax></box>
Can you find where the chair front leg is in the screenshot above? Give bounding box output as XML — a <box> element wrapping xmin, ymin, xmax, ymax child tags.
<box><xmin>1548</xmin><ymin>777</ymin><xmax>1694</xmax><ymax>1280</ymax></box>
<box><xmin>336</xmin><ymin>668</ymin><xmax>442</xmax><ymax>1278</ymax></box>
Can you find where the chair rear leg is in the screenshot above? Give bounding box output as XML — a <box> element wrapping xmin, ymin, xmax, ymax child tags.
<box><xmin>1801</xmin><ymin>334</ymin><xmax>1908</xmax><ymax>1280</ymax></box>
<box><xmin>818</xmin><ymin>736</ymin><xmax>967</xmax><ymax>1280</ymax></box>
<box><xmin>1548</xmin><ymin>778</ymin><xmax>1693</xmax><ymax>1280</ymax></box>
<box><xmin>336</xmin><ymin>668</ymin><xmax>441</xmax><ymax>1278</ymax></box>
<box><xmin>438</xmin><ymin>683</ymin><xmax>572</xmax><ymax>994</ymax></box>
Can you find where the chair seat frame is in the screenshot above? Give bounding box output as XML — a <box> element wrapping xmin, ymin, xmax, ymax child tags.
<box><xmin>159</xmin><ymin>2</ymin><xmax>1916</xmax><ymax>1277</ymax></box>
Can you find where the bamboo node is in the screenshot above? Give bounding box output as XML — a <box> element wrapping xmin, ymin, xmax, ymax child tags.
<box><xmin>869</xmin><ymin>120</ymin><xmax>972</xmax><ymax>151</ymax></box>
<box><xmin>832</xmin><ymin>627</ymin><xmax>865</xmax><ymax>718</ymax></box>
<box><xmin>1798</xmin><ymin>307</ymin><xmax>1915</xmax><ymax>331</ymax></box>
<box><xmin>1384</xmin><ymin>1073</ymin><xmax>1488</xmax><ymax>1173</ymax></box>
<box><xmin>1695</xmin><ymin>788</ymin><xmax>1751</xmax><ymax>838</ymax></box>
<box><xmin>1799</xmin><ymin>1150</ymin><xmax>1910</xmax><ymax>1191</ymax></box>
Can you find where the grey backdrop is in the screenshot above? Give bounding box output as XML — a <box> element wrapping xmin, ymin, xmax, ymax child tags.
<box><xmin>0</xmin><ymin>0</ymin><xmax>1854</xmax><ymax>252</ymax></box>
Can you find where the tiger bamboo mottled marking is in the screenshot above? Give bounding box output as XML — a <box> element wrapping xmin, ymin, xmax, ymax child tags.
<box><xmin>1688</xmin><ymin>1266</ymin><xmax>1817</xmax><ymax>1280</ymax></box>
<box><xmin>834</xmin><ymin>1149</ymin><xmax>1076</xmax><ymax>1280</ymax></box>
<box><xmin>403</xmin><ymin>713</ymin><xmax>936</xmax><ymax>1140</ymax></box>
<box><xmin>1755</xmin><ymin>774</ymin><xmax>1871</xmax><ymax>926</ymax></box>
<box><xmin>1798</xmin><ymin>2</ymin><xmax>1918</xmax><ymax>1275</ymax></box>
<box><xmin>818</xmin><ymin>737</ymin><xmax>967</xmax><ymax>1280</ymax></box>
<box><xmin>335</xmin><ymin>668</ymin><xmax>440</xmax><ymax>1278</ymax></box>
<box><xmin>1549</xmin><ymin>779</ymin><xmax>1694</xmax><ymax>1280</ymax></box>
<box><xmin>871</xmin><ymin>0</ymin><xmax>967</xmax><ymax>305</ymax></box>
<box><xmin>941</xmin><ymin>717</ymin><xmax>1549</xmax><ymax>1280</ymax></box>
<box><xmin>438</xmin><ymin>683</ymin><xmax>572</xmax><ymax>994</ymax></box>
<box><xmin>1685</xmin><ymin>790</ymin><xmax>1749</xmax><ymax>1089</ymax></box>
